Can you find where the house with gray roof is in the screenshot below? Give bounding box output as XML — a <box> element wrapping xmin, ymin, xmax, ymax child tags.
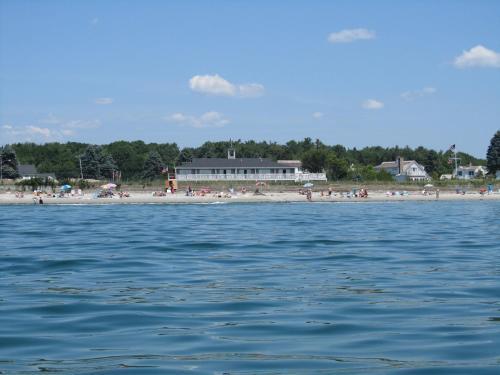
<box><xmin>374</xmin><ymin>157</ymin><xmax>429</xmax><ymax>182</ymax></box>
<box><xmin>18</xmin><ymin>164</ymin><xmax>56</xmax><ymax>180</ymax></box>
<box><xmin>175</xmin><ymin>148</ymin><xmax>326</xmax><ymax>181</ymax></box>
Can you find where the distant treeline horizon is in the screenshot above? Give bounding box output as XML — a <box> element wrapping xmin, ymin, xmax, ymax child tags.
<box><xmin>6</xmin><ymin>138</ymin><xmax>486</xmax><ymax>181</ymax></box>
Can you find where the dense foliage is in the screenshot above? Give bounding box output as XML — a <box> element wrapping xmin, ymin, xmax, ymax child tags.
<box><xmin>0</xmin><ymin>145</ymin><xmax>20</xmax><ymax>179</ymax></box>
<box><xmin>6</xmin><ymin>138</ymin><xmax>487</xmax><ymax>181</ymax></box>
<box><xmin>486</xmin><ymin>130</ymin><xmax>500</xmax><ymax>176</ymax></box>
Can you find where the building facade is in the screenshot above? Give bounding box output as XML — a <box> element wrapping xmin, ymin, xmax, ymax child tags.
<box><xmin>453</xmin><ymin>164</ymin><xmax>487</xmax><ymax>180</ymax></box>
<box><xmin>375</xmin><ymin>157</ymin><xmax>429</xmax><ymax>182</ymax></box>
<box><xmin>175</xmin><ymin>149</ymin><xmax>327</xmax><ymax>181</ymax></box>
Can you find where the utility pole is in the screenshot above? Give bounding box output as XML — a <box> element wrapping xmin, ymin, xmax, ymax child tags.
<box><xmin>448</xmin><ymin>145</ymin><xmax>461</xmax><ymax>178</ymax></box>
<box><xmin>79</xmin><ymin>157</ymin><xmax>84</xmax><ymax>179</ymax></box>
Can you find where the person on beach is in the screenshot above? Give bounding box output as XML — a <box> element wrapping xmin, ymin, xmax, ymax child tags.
<box><xmin>436</xmin><ymin>189</ymin><xmax>440</xmax><ymax>199</ymax></box>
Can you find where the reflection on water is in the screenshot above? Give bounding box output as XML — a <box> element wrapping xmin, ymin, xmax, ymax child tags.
<box><xmin>0</xmin><ymin>201</ymin><xmax>499</xmax><ymax>374</ymax></box>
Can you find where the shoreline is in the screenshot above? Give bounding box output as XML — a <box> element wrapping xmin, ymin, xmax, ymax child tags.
<box><xmin>1</xmin><ymin>191</ymin><xmax>499</xmax><ymax>205</ymax></box>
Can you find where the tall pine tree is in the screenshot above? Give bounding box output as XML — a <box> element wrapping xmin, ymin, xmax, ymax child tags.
<box><xmin>486</xmin><ymin>130</ymin><xmax>500</xmax><ymax>176</ymax></box>
<box><xmin>142</xmin><ymin>151</ymin><xmax>165</xmax><ymax>180</ymax></box>
<box><xmin>0</xmin><ymin>145</ymin><xmax>19</xmax><ymax>179</ymax></box>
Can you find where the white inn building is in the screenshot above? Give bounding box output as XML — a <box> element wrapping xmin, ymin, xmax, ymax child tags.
<box><xmin>175</xmin><ymin>148</ymin><xmax>327</xmax><ymax>182</ymax></box>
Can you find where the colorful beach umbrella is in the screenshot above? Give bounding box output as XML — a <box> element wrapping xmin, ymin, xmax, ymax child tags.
<box><xmin>101</xmin><ymin>183</ymin><xmax>117</xmax><ymax>189</ymax></box>
<box><xmin>303</xmin><ymin>182</ymin><xmax>314</xmax><ymax>188</ymax></box>
<box><xmin>60</xmin><ymin>184</ymin><xmax>71</xmax><ymax>190</ymax></box>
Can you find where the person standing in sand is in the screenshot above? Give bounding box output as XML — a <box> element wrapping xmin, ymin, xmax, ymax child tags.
<box><xmin>436</xmin><ymin>189</ymin><xmax>440</xmax><ymax>199</ymax></box>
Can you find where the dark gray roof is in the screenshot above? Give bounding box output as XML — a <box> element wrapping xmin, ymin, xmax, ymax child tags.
<box><xmin>177</xmin><ymin>158</ymin><xmax>285</xmax><ymax>169</ymax></box>
<box><xmin>18</xmin><ymin>164</ymin><xmax>56</xmax><ymax>178</ymax></box>
<box><xmin>18</xmin><ymin>164</ymin><xmax>38</xmax><ymax>175</ymax></box>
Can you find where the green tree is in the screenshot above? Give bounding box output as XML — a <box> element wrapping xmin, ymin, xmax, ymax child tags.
<box><xmin>0</xmin><ymin>145</ymin><xmax>19</xmax><ymax>179</ymax></box>
<box><xmin>301</xmin><ymin>149</ymin><xmax>328</xmax><ymax>173</ymax></box>
<box><xmin>486</xmin><ymin>130</ymin><xmax>500</xmax><ymax>175</ymax></box>
<box><xmin>325</xmin><ymin>153</ymin><xmax>349</xmax><ymax>180</ymax></box>
<box><xmin>100</xmin><ymin>154</ymin><xmax>118</xmax><ymax>179</ymax></box>
<box><xmin>80</xmin><ymin>145</ymin><xmax>102</xmax><ymax>179</ymax></box>
<box><xmin>142</xmin><ymin>151</ymin><xmax>165</xmax><ymax>180</ymax></box>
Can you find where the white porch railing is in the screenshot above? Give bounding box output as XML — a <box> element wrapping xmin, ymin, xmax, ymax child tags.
<box><xmin>175</xmin><ymin>173</ymin><xmax>327</xmax><ymax>182</ymax></box>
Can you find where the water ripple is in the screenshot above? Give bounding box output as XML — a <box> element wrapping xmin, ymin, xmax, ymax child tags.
<box><xmin>0</xmin><ymin>201</ymin><xmax>499</xmax><ymax>374</ymax></box>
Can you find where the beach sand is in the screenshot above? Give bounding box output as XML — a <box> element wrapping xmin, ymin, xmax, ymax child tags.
<box><xmin>1</xmin><ymin>191</ymin><xmax>499</xmax><ymax>205</ymax></box>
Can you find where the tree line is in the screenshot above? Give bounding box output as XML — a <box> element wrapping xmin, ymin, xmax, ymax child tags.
<box><xmin>1</xmin><ymin>134</ymin><xmax>498</xmax><ymax>182</ymax></box>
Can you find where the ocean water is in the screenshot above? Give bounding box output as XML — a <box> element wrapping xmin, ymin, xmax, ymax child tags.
<box><xmin>0</xmin><ymin>201</ymin><xmax>499</xmax><ymax>374</ymax></box>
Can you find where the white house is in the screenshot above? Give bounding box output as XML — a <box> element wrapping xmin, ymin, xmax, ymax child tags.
<box><xmin>175</xmin><ymin>148</ymin><xmax>327</xmax><ymax>182</ymax></box>
<box><xmin>18</xmin><ymin>164</ymin><xmax>56</xmax><ymax>180</ymax></box>
<box><xmin>374</xmin><ymin>157</ymin><xmax>429</xmax><ymax>182</ymax></box>
<box><xmin>453</xmin><ymin>164</ymin><xmax>487</xmax><ymax>180</ymax></box>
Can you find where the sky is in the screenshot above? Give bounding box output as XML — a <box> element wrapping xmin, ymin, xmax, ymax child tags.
<box><xmin>1</xmin><ymin>0</ymin><xmax>499</xmax><ymax>157</ymax></box>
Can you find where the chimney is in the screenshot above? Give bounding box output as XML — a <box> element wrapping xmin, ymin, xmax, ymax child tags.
<box><xmin>397</xmin><ymin>156</ymin><xmax>404</xmax><ymax>174</ymax></box>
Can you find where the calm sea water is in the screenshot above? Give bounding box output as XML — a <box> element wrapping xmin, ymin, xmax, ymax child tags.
<box><xmin>0</xmin><ymin>201</ymin><xmax>499</xmax><ymax>374</ymax></box>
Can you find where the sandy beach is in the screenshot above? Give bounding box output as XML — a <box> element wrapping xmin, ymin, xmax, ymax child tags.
<box><xmin>1</xmin><ymin>190</ymin><xmax>499</xmax><ymax>205</ymax></box>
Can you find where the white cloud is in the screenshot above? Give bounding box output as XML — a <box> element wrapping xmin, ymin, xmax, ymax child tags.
<box><xmin>166</xmin><ymin>111</ymin><xmax>229</xmax><ymax>128</ymax></box>
<box><xmin>62</xmin><ymin>120</ymin><xmax>101</xmax><ymax>129</ymax></box>
<box><xmin>189</xmin><ymin>74</ymin><xmax>236</xmax><ymax>96</ymax></box>
<box><xmin>1</xmin><ymin>116</ymin><xmax>101</xmax><ymax>143</ymax></box>
<box><xmin>189</xmin><ymin>74</ymin><xmax>265</xmax><ymax>97</ymax></box>
<box><xmin>328</xmin><ymin>28</ymin><xmax>376</xmax><ymax>43</ymax></box>
<box><xmin>95</xmin><ymin>97</ymin><xmax>113</xmax><ymax>105</ymax></box>
<box><xmin>401</xmin><ymin>87</ymin><xmax>437</xmax><ymax>101</ymax></box>
<box><xmin>362</xmin><ymin>99</ymin><xmax>384</xmax><ymax>110</ymax></box>
<box><xmin>312</xmin><ymin>112</ymin><xmax>324</xmax><ymax>119</ymax></box>
<box><xmin>454</xmin><ymin>45</ymin><xmax>500</xmax><ymax>68</ymax></box>
<box><xmin>61</xmin><ymin>129</ymin><xmax>76</xmax><ymax>136</ymax></box>
<box><xmin>238</xmin><ymin>83</ymin><xmax>265</xmax><ymax>98</ymax></box>
<box><xmin>27</xmin><ymin>126</ymin><xmax>52</xmax><ymax>138</ymax></box>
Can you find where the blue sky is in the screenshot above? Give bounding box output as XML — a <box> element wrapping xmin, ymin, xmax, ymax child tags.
<box><xmin>1</xmin><ymin>0</ymin><xmax>499</xmax><ymax>157</ymax></box>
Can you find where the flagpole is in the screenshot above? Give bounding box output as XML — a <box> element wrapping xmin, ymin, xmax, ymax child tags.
<box><xmin>454</xmin><ymin>148</ymin><xmax>458</xmax><ymax>177</ymax></box>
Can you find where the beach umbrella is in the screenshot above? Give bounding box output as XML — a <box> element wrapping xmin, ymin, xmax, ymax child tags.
<box><xmin>60</xmin><ymin>184</ymin><xmax>71</xmax><ymax>190</ymax></box>
<box><xmin>101</xmin><ymin>183</ymin><xmax>117</xmax><ymax>189</ymax></box>
<box><xmin>424</xmin><ymin>184</ymin><xmax>434</xmax><ymax>188</ymax></box>
<box><xmin>303</xmin><ymin>182</ymin><xmax>314</xmax><ymax>188</ymax></box>
<box><xmin>255</xmin><ymin>181</ymin><xmax>266</xmax><ymax>186</ymax></box>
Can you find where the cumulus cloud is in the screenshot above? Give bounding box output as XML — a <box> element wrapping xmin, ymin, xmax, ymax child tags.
<box><xmin>312</xmin><ymin>112</ymin><xmax>324</xmax><ymax>119</ymax></box>
<box><xmin>328</xmin><ymin>28</ymin><xmax>376</xmax><ymax>43</ymax></box>
<box><xmin>166</xmin><ymin>111</ymin><xmax>229</xmax><ymax>128</ymax></box>
<box><xmin>401</xmin><ymin>87</ymin><xmax>437</xmax><ymax>101</ymax></box>
<box><xmin>189</xmin><ymin>74</ymin><xmax>264</xmax><ymax>97</ymax></box>
<box><xmin>454</xmin><ymin>45</ymin><xmax>500</xmax><ymax>68</ymax></box>
<box><xmin>362</xmin><ymin>99</ymin><xmax>384</xmax><ymax>110</ymax></box>
<box><xmin>1</xmin><ymin>116</ymin><xmax>101</xmax><ymax>143</ymax></box>
<box><xmin>95</xmin><ymin>97</ymin><xmax>113</xmax><ymax>105</ymax></box>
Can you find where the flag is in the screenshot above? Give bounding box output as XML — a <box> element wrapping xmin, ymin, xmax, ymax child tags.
<box><xmin>448</xmin><ymin>144</ymin><xmax>456</xmax><ymax>152</ymax></box>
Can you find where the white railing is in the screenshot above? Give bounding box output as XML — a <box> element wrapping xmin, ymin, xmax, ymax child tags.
<box><xmin>175</xmin><ymin>173</ymin><xmax>327</xmax><ymax>182</ymax></box>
